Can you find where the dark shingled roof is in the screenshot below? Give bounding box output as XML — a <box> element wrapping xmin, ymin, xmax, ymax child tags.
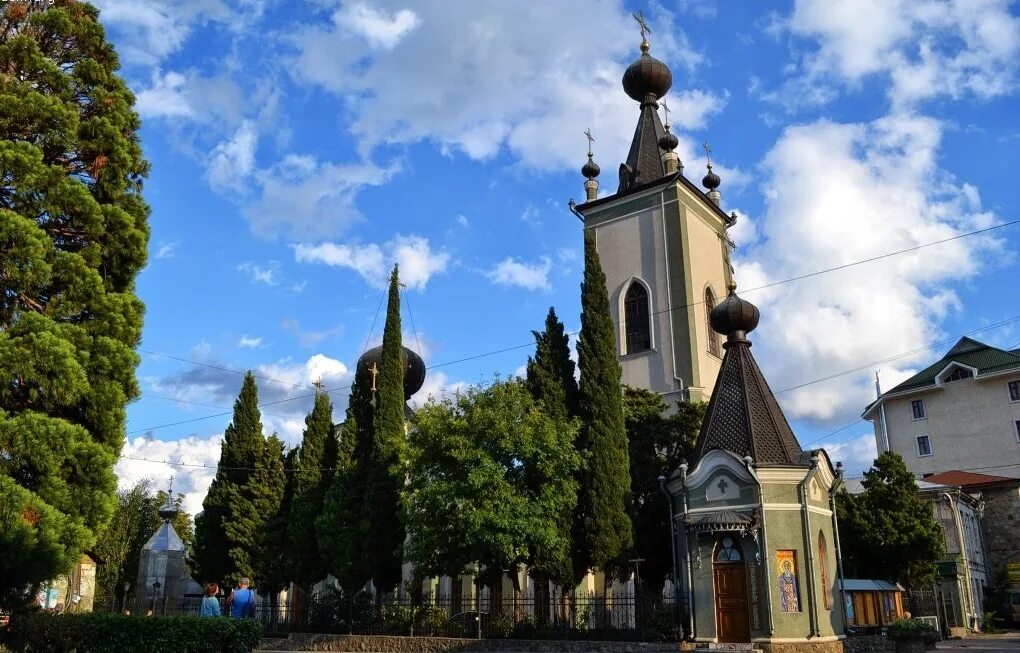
<box><xmin>619</xmin><ymin>103</ymin><xmax>667</xmax><ymax>192</ymax></box>
<box><xmin>886</xmin><ymin>336</ymin><xmax>1020</xmax><ymax>394</ymax></box>
<box><xmin>692</xmin><ymin>338</ymin><xmax>804</xmax><ymax>466</ymax></box>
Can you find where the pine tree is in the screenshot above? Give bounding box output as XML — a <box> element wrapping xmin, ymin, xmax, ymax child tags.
<box><xmin>258</xmin><ymin>442</ymin><xmax>295</xmax><ymax>625</ymax></box>
<box><xmin>367</xmin><ymin>265</ymin><xmax>409</xmax><ymax>594</ymax></box>
<box><xmin>0</xmin><ymin>1</ymin><xmax>151</xmax><ymax>609</ymax></box>
<box><xmin>318</xmin><ymin>366</ymin><xmax>373</xmax><ymax>596</ymax></box>
<box><xmin>225</xmin><ymin>434</ymin><xmax>285</xmax><ymax>587</ymax></box>
<box><xmin>287</xmin><ymin>390</ymin><xmax>334</xmax><ymax>590</ymax></box>
<box><xmin>576</xmin><ymin>230</ymin><xmax>633</xmax><ymax>581</ymax></box>
<box><xmin>193</xmin><ymin>372</ymin><xmax>264</xmax><ymax>585</ymax></box>
<box><xmin>525</xmin><ymin>307</ymin><xmax>579</xmax><ymax>422</ymax></box>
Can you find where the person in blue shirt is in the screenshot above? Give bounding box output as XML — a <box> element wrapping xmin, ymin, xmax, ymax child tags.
<box><xmin>227</xmin><ymin>577</ymin><xmax>255</xmax><ymax>619</ymax></box>
<box><xmin>200</xmin><ymin>583</ymin><xmax>221</xmax><ymax>618</ymax></box>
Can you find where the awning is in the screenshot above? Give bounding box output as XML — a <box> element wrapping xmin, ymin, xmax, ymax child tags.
<box><xmin>685</xmin><ymin>510</ymin><xmax>753</xmax><ymax>533</ymax></box>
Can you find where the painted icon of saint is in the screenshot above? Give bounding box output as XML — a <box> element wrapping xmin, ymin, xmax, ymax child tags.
<box><xmin>779</xmin><ymin>559</ymin><xmax>799</xmax><ymax>612</ymax></box>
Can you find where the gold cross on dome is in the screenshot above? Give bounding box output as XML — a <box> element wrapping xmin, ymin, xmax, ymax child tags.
<box><xmin>369</xmin><ymin>362</ymin><xmax>379</xmax><ymax>392</ymax></box>
<box><xmin>633</xmin><ymin>11</ymin><xmax>650</xmax><ymax>41</ymax></box>
<box><xmin>584</xmin><ymin>128</ymin><xmax>595</xmax><ymax>155</ymax></box>
<box><xmin>312</xmin><ymin>378</ymin><xmax>324</xmax><ymax>391</ymax></box>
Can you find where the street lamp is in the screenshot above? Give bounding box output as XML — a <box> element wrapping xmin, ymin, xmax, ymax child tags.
<box><xmin>151</xmin><ymin>580</ymin><xmax>162</xmax><ymax>615</ymax></box>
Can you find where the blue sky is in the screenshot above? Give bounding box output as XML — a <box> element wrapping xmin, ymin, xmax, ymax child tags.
<box><xmin>95</xmin><ymin>0</ymin><xmax>1020</xmax><ymax>514</ymax></box>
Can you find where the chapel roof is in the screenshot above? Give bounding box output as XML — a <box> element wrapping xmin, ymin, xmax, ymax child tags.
<box><xmin>691</xmin><ymin>286</ymin><xmax>805</xmax><ymax>466</ymax></box>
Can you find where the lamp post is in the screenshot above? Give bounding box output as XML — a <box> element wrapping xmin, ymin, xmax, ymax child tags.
<box><xmin>151</xmin><ymin>580</ymin><xmax>162</xmax><ymax>615</ymax></box>
<box><xmin>658</xmin><ymin>475</ymin><xmax>682</xmax><ymax>637</ymax></box>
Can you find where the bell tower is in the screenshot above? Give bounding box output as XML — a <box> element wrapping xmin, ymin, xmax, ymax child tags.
<box><xmin>571</xmin><ymin>15</ymin><xmax>735</xmax><ymax>403</ymax></box>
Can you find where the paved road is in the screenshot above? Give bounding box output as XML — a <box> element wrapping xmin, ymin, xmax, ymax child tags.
<box><xmin>938</xmin><ymin>634</ymin><xmax>1020</xmax><ymax>653</ymax></box>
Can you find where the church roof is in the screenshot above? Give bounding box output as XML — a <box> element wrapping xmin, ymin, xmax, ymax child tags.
<box><xmin>692</xmin><ymin>289</ymin><xmax>804</xmax><ymax>466</ymax></box>
<box><xmin>620</xmin><ymin>102</ymin><xmax>668</xmax><ymax>192</ymax></box>
<box><xmin>884</xmin><ymin>336</ymin><xmax>1020</xmax><ymax>394</ymax></box>
<box><xmin>142</xmin><ymin>521</ymin><xmax>186</xmax><ymax>552</ymax></box>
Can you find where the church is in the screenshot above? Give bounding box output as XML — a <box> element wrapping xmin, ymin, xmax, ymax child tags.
<box><xmin>573</xmin><ymin>18</ymin><xmax>847</xmax><ymax>648</ymax></box>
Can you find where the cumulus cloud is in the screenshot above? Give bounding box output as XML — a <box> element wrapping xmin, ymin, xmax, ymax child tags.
<box><xmin>292</xmin><ymin>235</ymin><xmax>450</xmax><ymax>290</ymax></box>
<box><xmin>134</xmin><ymin>70</ymin><xmax>192</xmax><ymax>118</ymax></box>
<box><xmin>736</xmin><ymin>113</ymin><xmax>1002</xmax><ymax>424</ymax></box>
<box><xmin>821</xmin><ymin>432</ymin><xmax>880</xmax><ymax>476</ymax></box>
<box><xmin>486</xmin><ymin>257</ymin><xmax>553</xmax><ymax>291</ymax></box>
<box><xmin>117</xmin><ymin>433</ymin><xmax>223</xmax><ymax>517</ymax></box>
<box><xmin>335</xmin><ymin>2</ymin><xmax>420</xmax><ymax>50</ymax></box>
<box><xmin>777</xmin><ymin>0</ymin><xmax>1020</xmax><ymax>108</ymax></box>
<box><xmin>207</xmin><ymin>121</ymin><xmax>258</xmax><ymax>192</ymax></box>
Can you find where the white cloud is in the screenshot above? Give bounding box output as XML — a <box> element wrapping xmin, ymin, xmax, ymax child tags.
<box><xmin>821</xmin><ymin>432</ymin><xmax>879</xmax><ymax>477</ymax></box>
<box><xmin>335</xmin><ymin>2</ymin><xmax>420</xmax><ymax>50</ymax></box>
<box><xmin>237</xmin><ymin>260</ymin><xmax>280</xmax><ymax>285</ymax></box>
<box><xmin>207</xmin><ymin>121</ymin><xmax>258</xmax><ymax>192</ymax></box>
<box><xmin>289</xmin><ymin>2</ymin><xmax>714</xmax><ymax>173</ymax></box>
<box><xmin>292</xmin><ymin>234</ymin><xmax>450</xmax><ymax>290</ymax></box>
<box><xmin>486</xmin><ymin>257</ymin><xmax>552</xmax><ymax>291</ymax></box>
<box><xmin>237</xmin><ymin>335</ymin><xmax>263</xmax><ymax>348</ymax></box>
<box><xmin>668</xmin><ymin>89</ymin><xmax>728</xmax><ymax>130</ymax></box>
<box><xmin>117</xmin><ymin>433</ymin><xmax>223</xmax><ymax>517</ymax></box>
<box><xmin>134</xmin><ymin>70</ymin><xmax>192</xmax><ymax>118</ymax></box>
<box><xmin>737</xmin><ymin>113</ymin><xmax>1002</xmax><ymax>423</ymax></box>
<box><xmin>781</xmin><ymin>0</ymin><xmax>1020</xmax><ymax>108</ymax></box>
<box><xmin>154</xmin><ymin>240</ymin><xmax>178</xmax><ymax>259</ymax></box>
<box><xmin>408</xmin><ymin>370</ymin><xmax>468</xmax><ymax>410</ymax></box>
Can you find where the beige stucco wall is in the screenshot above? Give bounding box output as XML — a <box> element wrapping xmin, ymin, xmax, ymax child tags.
<box><xmin>583</xmin><ymin>181</ymin><xmax>730</xmax><ymax>404</ymax></box>
<box><xmin>875</xmin><ymin>371</ymin><xmax>1020</xmax><ymax>478</ymax></box>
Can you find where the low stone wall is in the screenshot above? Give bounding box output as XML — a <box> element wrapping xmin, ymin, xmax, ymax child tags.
<box><xmin>257</xmin><ymin>635</ymin><xmax>685</xmax><ymax>652</ymax></box>
<box><xmin>843</xmin><ymin>635</ymin><xmax>895</xmax><ymax>653</ymax></box>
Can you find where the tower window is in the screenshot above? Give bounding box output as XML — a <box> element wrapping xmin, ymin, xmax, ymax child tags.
<box><xmin>705</xmin><ymin>287</ymin><xmax>721</xmax><ymax>357</ymax></box>
<box><xmin>943</xmin><ymin>367</ymin><xmax>973</xmax><ymax>382</ymax></box>
<box><xmin>624</xmin><ymin>282</ymin><xmax>651</xmax><ymax>354</ymax></box>
<box><xmin>917</xmin><ymin>435</ymin><xmax>932</xmax><ymax>457</ymax></box>
<box><xmin>1008</xmin><ymin>381</ymin><xmax>1020</xmax><ymax>402</ymax></box>
<box><xmin>911</xmin><ymin>399</ymin><xmax>926</xmax><ymax>420</ymax></box>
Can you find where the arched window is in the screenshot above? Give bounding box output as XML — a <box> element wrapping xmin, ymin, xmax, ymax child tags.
<box><xmin>705</xmin><ymin>287</ymin><xmax>721</xmax><ymax>357</ymax></box>
<box><xmin>624</xmin><ymin>282</ymin><xmax>651</xmax><ymax>354</ymax></box>
<box><xmin>819</xmin><ymin>531</ymin><xmax>831</xmax><ymax>609</ymax></box>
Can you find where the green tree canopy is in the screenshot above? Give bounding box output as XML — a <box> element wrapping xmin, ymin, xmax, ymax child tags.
<box><xmin>576</xmin><ymin>230</ymin><xmax>632</xmax><ymax>581</ymax></box>
<box><xmin>836</xmin><ymin>451</ymin><xmax>944</xmax><ymax>588</ymax></box>
<box><xmin>623</xmin><ymin>388</ymin><xmax>704</xmax><ymax>595</ymax></box>
<box><xmin>525</xmin><ymin>306</ymin><xmax>579</xmax><ymax>423</ymax></box>
<box><xmin>226</xmin><ymin>434</ymin><xmax>286</xmax><ymax>589</ymax></box>
<box><xmin>193</xmin><ymin>372</ymin><xmax>264</xmax><ymax>585</ymax></box>
<box><xmin>0</xmin><ymin>0</ymin><xmax>150</xmax><ymax>609</ymax></box>
<box><xmin>404</xmin><ymin>380</ymin><xmax>581</xmax><ymax>594</ymax></box>
<box><xmin>287</xmin><ymin>391</ymin><xmax>334</xmax><ymax>590</ymax></box>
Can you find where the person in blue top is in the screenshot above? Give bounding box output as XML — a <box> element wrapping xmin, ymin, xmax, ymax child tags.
<box><xmin>200</xmin><ymin>582</ymin><xmax>221</xmax><ymax>618</ymax></box>
<box><xmin>227</xmin><ymin>577</ymin><xmax>255</xmax><ymax>619</ymax></box>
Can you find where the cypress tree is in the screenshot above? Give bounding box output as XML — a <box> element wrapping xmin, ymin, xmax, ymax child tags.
<box><xmin>576</xmin><ymin>230</ymin><xmax>633</xmax><ymax>581</ymax></box>
<box><xmin>194</xmin><ymin>372</ymin><xmax>264</xmax><ymax>584</ymax></box>
<box><xmin>525</xmin><ymin>307</ymin><xmax>579</xmax><ymax>422</ymax></box>
<box><xmin>318</xmin><ymin>365</ymin><xmax>373</xmax><ymax>597</ymax></box>
<box><xmin>0</xmin><ymin>1</ymin><xmax>150</xmax><ymax>609</ymax></box>
<box><xmin>225</xmin><ymin>433</ymin><xmax>285</xmax><ymax>586</ymax></box>
<box><xmin>287</xmin><ymin>390</ymin><xmax>334</xmax><ymax>591</ymax></box>
<box><xmin>259</xmin><ymin>443</ymin><xmax>295</xmax><ymax>625</ymax></box>
<box><xmin>368</xmin><ymin>265</ymin><xmax>408</xmax><ymax>594</ymax></box>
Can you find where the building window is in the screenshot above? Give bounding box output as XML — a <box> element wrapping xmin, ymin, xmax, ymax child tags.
<box><xmin>1015</xmin><ymin>420</ymin><xmax>1020</xmax><ymax>443</ymax></box>
<box><xmin>911</xmin><ymin>399</ymin><xmax>926</xmax><ymax>420</ymax></box>
<box><xmin>705</xmin><ymin>287</ymin><xmax>721</xmax><ymax>357</ymax></box>
<box><xmin>943</xmin><ymin>367</ymin><xmax>973</xmax><ymax>383</ymax></box>
<box><xmin>1008</xmin><ymin>380</ymin><xmax>1020</xmax><ymax>402</ymax></box>
<box><xmin>917</xmin><ymin>435</ymin><xmax>932</xmax><ymax>457</ymax></box>
<box><xmin>624</xmin><ymin>282</ymin><xmax>651</xmax><ymax>354</ymax></box>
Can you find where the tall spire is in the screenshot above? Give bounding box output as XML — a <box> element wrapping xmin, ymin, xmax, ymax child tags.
<box><xmin>702</xmin><ymin>141</ymin><xmax>722</xmax><ymax>206</ymax></box>
<box><xmin>619</xmin><ymin>13</ymin><xmax>673</xmax><ymax>192</ymax></box>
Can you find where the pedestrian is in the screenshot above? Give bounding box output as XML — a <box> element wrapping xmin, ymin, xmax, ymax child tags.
<box><xmin>226</xmin><ymin>577</ymin><xmax>255</xmax><ymax>619</ymax></box>
<box><xmin>200</xmin><ymin>582</ymin><xmax>221</xmax><ymax>618</ymax></box>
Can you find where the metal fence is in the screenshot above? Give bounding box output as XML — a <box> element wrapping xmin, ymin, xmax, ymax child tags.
<box><xmin>153</xmin><ymin>590</ymin><xmax>684</xmax><ymax>641</ymax></box>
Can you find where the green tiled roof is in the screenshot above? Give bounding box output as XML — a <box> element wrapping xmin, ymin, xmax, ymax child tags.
<box><xmin>887</xmin><ymin>337</ymin><xmax>1020</xmax><ymax>394</ymax></box>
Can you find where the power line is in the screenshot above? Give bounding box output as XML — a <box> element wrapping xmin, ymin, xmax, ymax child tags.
<box><xmin>140</xmin><ymin>349</ymin><xmax>307</xmax><ymax>390</ymax></box>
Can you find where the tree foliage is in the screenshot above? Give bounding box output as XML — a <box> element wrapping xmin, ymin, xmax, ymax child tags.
<box><xmin>259</xmin><ymin>444</ymin><xmax>296</xmax><ymax>598</ymax></box>
<box><xmin>623</xmin><ymin>388</ymin><xmax>704</xmax><ymax>595</ymax></box>
<box><xmin>226</xmin><ymin>434</ymin><xmax>286</xmax><ymax>589</ymax></box>
<box><xmin>525</xmin><ymin>307</ymin><xmax>579</xmax><ymax>423</ymax></box>
<box><xmin>92</xmin><ymin>481</ymin><xmax>191</xmax><ymax>612</ymax></box>
<box><xmin>576</xmin><ymin>230</ymin><xmax>632</xmax><ymax>580</ymax></box>
<box><xmin>193</xmin><ymin>372</ymin><xmax>263</xmax><ymax>585</ymax></box>
<box><xmin>287</xmin><ymin>391</ymin><xmax>334</xmax><ymax>589</ymax></box>
<box><xmin>836</xmin><ymin>451</ymin><xmax>944</xmax><ymax>588</ymax></box>
<box><xmin>404</xmin><ymin>380</ymin><xmax>581</xmax><ymax>587</ymax></box>
<box><xmin>0</xmin><ymin>0</ymin><xmax>150</xmax><ymax>608</ymax></box>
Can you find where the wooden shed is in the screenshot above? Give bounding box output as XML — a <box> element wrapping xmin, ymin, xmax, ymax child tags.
<box><xmin>841</xmin><ymin>579</ymin><xmax>905</xmax><ymax>627</ymax></box>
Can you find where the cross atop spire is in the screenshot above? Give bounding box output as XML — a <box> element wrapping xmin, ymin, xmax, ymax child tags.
<box><xmin>584</xmin><ymin>128</ymin><xmax>595</xmax><ymax>156</ymax></box>
<box><xmin>633</xmin><ymin>11</ymin><xmax>650</xmax><ymax>44</ymax></box>
<box><xmin>167</xmin><ymin>475</ymin><xmax>174</xmax><ymax>497</ymax></box>
<box><xmin>312</xmin><ymin>377</ymin><xmax>324</xmax><ymax>391</ymax></box>
<box><xmin>661</xmin><ymin>101</ymin><xmax>671</xmax><ymax>129</ymax></box>
<box><xmin>703</xmin><ymin>140</ymin><xmax>713</xmax><ymax>166</ymax></box>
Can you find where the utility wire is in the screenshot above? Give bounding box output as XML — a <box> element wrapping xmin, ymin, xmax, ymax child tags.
<box><xmin>140</xmin><ymin>349</ymin><xmax>306</xmax><ymax>389</ymax></box>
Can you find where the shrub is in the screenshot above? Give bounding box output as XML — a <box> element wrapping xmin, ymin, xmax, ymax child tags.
<box><xmin>887</xmin><ymin>618</ymin><xmax>938</xmax><ymax>640</ymax></box>
<box><xmin>2</xmin><ymin>612</ymin><xmax>262</xmax><ymax>653</ymax></box>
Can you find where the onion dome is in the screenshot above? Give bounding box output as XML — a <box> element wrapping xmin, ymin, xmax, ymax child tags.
<box><xmin>357</xmin><ymin>345</ymin><xmax>426</xmax><ymax>400</ymax></box>
<box><xmin>702</xmin><ymin>163</ymin><xmax>721</xmax><ymax>190</ymax></box>
<box><xmin>157</xmin><ymin>496</ymin><xmax>180</xmax><ymax>521</ymax></box>
<box><xmin>658</xmin><ymin>126</ymin><xmax>678</xmax><ymax>152</ymax></box>
<box><xmin>622</xmin><ymin>40</ymin><xmax>672</xmax><ymax>105</ymax></box>
<box><xmin>709</xmin><ymin>282</ymin><xmax>760</xmax><ymax>341</ymax></box>
<box><xmin>582</xmin><ymin>154</ymin><xmax>601</xmax><ymax>180</ymax></box>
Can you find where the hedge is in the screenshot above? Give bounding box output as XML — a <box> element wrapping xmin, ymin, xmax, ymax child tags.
<box><xmin>2</xmin><ymin>612</ymin><xmax>263</xmax><ymax>653</ymax></box>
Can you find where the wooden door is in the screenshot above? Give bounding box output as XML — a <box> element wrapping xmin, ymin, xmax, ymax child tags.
<box><xmin>714</xmin><ymin>563</ymin><xmax>750</xmax><ymax>643</ymax></box>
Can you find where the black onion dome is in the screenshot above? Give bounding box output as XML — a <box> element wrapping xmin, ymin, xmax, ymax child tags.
<box><xmin>356</xmin><ymin>345</ymin><xmax>426</xmax><ymax>400</ymax></box>
<box><xmin>658</xmin><ymin>130</ymin><xmax>678</xmax><ymax>151</ymax></box>
<box><xmin>158</xmin><ymin>496</ymin><xmax>180</xmax><ymax>520</ymax></box>
<box><xmin>703</xmin><ymin>163</ymin><xmax>721</xmax><ymax>190</ymax></box>
<box><xmin>709</xmin><ymin>284</ymin><xmax>760</xmax><ymax>338</ymax></box>
<box><xmin>622</xmin><ymin>43</ymin><xmax>672</xmax><ymax>104</ymax></box>
<box><xmin>582</xmin><ymin>157</ymin><xmax>601</xmax><ymax>179</ymax></box>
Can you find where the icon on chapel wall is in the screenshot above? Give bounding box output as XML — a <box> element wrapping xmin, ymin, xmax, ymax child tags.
<box><xmin>717</xmin><ymin>536</ymin><xmax>742</xmax><ymax>562</ymax></box>
<box><xmin>776</xmin><ymin>550</ymin><xmax>800</xmax><ymax>612</ymax></box>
